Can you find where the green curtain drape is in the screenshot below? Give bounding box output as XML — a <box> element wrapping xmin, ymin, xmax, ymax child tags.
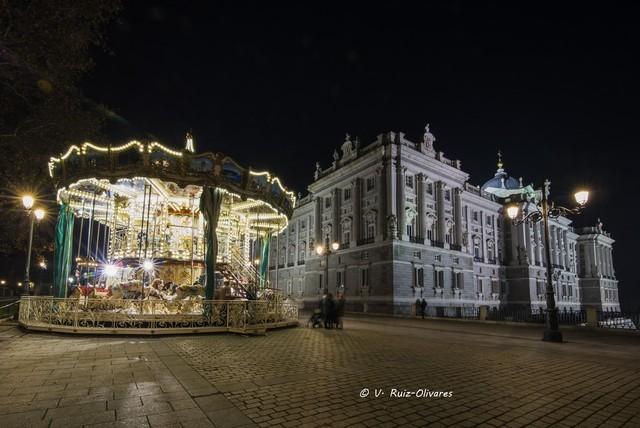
<box><xmin>53</xmin><ymin>203</ymin><xmax>74</xmax><ymax>297</ymax></box>
<box><xmin>259</xmin><ymin>237</ymin><xmax>270</xmax><ymax>287</ymax></box>
<box><xmin>199</xmin><ymin>187</ymin><xmax>223</xmax><ymax>300</ymax></box>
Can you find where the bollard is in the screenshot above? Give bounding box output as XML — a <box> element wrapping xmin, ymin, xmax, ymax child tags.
<box><xmin>479</xmin><ymin>306</ymin><xmax>488</xmax><ymax>321</ymax></box>
<box><xmin>586</xmin><ymin>306</ymin><xmax>598</xmax><ymax>328</ymax></box>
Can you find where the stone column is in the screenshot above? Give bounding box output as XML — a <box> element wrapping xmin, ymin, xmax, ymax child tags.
<box><xmin>332</xmin><ymin>188</ymin><xmax>341</xmax><ymax>244</ymax></box>
<box><xmin>314</xmin><ymin>196</ymin><xmax>322</xmax><ymax>245</ymax></box>
<box><xmin>396</xmin><ymin>166</ymin><xmax>406</xmax><ymax>240</ymax></box>
<box><xmin>352</xmin><ymin>179</ymin><xmax>361</xmax><ymax>246</ymax></box>
<box><xmin>376</xmin><ymin>167</ymin><xmax>385</xmax><ymax>242</ymax></box>
<box><xmin>454</xmin><ymin>188</ymin><xmax>463</xmax><ymax>246</ymax></box>
<box><xmin>436</xmin><ymin>181</ymin><xmax>446</xmax><ymax>243</ymax></box>
<box><xmin>385</xmin><ymin>148</ymin><xmax>396</xmax><ymax>239</ymax></box>
<box><xmin>416</xmin><ymin>174</ymin><xmax>426</xmax><ymax>239</ymax></box>
<box><xmin>480</xmin><ymin>210</ymin><xmax>487</xmax><ymax>262</ymax></box>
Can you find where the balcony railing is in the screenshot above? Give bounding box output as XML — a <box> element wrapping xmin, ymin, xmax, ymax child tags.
<box><xmin>297</xmin><ymin>259</ymin><xmax>305</xmax><ymax>265</ymax></box>
<box><xmin>357</xmin><ymin>236</ymin><xmax>375</xmax><ymax>246</ymax></box>
<box><xmin>487</xmin><ymin>258</ymin><xmax>497</xmax><ymax>265</ymax></box>
<box><xmin>432</xmin><ymin>240</ymin><xmax>444</xmax><ymax>248</ymax></box>
<box><xmin>339</xmin><ymin>242</ymin><xmax>350</xmax><ymax>250</ymax></box>
<box><xmin>473</xmin><ymin>256</ymin><xmax>483</xmax><ymax>263</ymax></box>
<box><xmin>287</xmin><ymin>262</ymin><xmax>294</xmax><ymax>267</ymax></box>
<box><xmin>409</xmin><ymin>236</ymin><xmax>424</xmax><ymax>244</ymax></box>
<box><xmin>277</xmin><ymin>263</ymin><xmax>285</xmax><ymax>269</ymax></box>
<box><xmin>450</xmin><ymin>244</ymin><xmax>462</xmax><ymax>251</ymax></box>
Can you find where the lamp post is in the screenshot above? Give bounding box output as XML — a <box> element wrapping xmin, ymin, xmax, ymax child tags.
<box><xmin>22</xmin><ymin>195</ymin><xmax>45</xmax><ymax>296</ymax></box>
<box><xmin>316</xmin><ymin>235</ymin><xmax>340</xmax><ymax>294</ymax></box>
<box><xmin>506</xmin><ymin>180</ymin><xmax>589</xmax><ymax>343</ymax></box>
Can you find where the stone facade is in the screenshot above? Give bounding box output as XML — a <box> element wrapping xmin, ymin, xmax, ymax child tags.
<box><xmin>267</xmin><ymin>129</ymin><xmax>619</xmax><ymax>314</ymax></box>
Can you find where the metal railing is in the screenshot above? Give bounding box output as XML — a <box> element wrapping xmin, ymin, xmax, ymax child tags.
<box><xmin>598</xmin><ymin>311</ymin><xmax>639</xmax><ymax>330</ymax></box>
<box><xmin>0</xmin><ymin>298</ymin><xmax>19</xmax><ymax>319</ymax></box>
<box><xmin>424</xmin><ymin>306</ymin><xmax>587</xmax><ymax>326</ymax></box>
<box><xmin>18</xmin><ymin>296</ymin><xmax>298</xmax><ymax>334</ymax></box>
<box><xmin>357</xmin><ymin>237</ymin><xmax>374</xmax><ymax>245</ymax></box>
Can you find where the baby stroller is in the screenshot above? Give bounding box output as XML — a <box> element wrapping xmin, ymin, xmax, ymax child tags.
<box><xmin>307</xmin><ymin>309</ymin><xmax>323</xmax><ymax>328</ymax></box>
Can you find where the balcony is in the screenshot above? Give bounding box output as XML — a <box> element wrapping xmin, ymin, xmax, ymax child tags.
<box><xmin>409</xmin><ymin>236</ymin><xmax>424</xmax><ymax>244</ymax></box>
<box><xmin>277</xmin><ymin>263</ymin><xmax>285</xmax><ymax>269</ymax></box>
<box><xmin>357</xmin><ymin>237</ymin><xmax>375</xmax><ymax>246</ymax></box>
<box><xmin>473</xmin><ymin>256</ymin><xmax>483</xmax><ymax>263</ymax></box>
<box><xmin>552</xmin><ymin>264</ymin><xmax>565</xmax><ymax>270</ymax></box>
<box><xmin>432</xmin><ymin>240</ymin><xmax>444</xmax><ymax>248</ymax></box>
<box><xmin>450</xmin><ymin>243</ymin><xmax>462</xmax><ymax>251</ymax></box>
<box><xmin>287</xmin><ymin>262</ymin><xmax>294</xmax><ymax>267</ymax></box>
<box><xmin>339</xmin><ymin>242</ymin><xmax>350</xmax><ymax>250</ymax></box>
<box><xmin>488</xmin><ymin>258</ymin><xmax>496</xmax><ymax>265</ymax></box>
<box><xmin>297</xmin><ymin>259</ymin><xmax>305</xmax><ymax>265</ymax></box>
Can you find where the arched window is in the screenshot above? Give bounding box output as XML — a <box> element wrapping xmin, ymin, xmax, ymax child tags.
<box><xmin>426</xmin><ymin>214</ymin><xmax>436</xmax><ymax>241</ymax></box>
<box><xmin>363</xmin><ymin>210</ymin><xmax>376</xmax><ymax>239</ymax></box>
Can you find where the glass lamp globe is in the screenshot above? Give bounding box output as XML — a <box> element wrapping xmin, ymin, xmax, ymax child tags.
<box><xmin>574</xmin><ymin>190</ymin><xmax>589</xmax><ymax>206</ymax></box>
<box><xmin>34</xmin><ymin>208</ymin><xmax>45</xmax><ymax>220</ymax></box>
<box><xmin>22</xmin><ymin>195</ymin><xmax>34</xmax><ymax>210</ymax></box>
<box><xmin>506</xmin><ymin>205</ymin><xmax>520</xmax><ymax>220</ymax></box>
<box><xmin>316</xmin><ymin>245</ymin><xmax>325</xmax><ymax>255</ymax></box>
<box><xmin>331</xmin><ymin>241</ymin><xmax>340</xmax><ymax>251</ymax></box>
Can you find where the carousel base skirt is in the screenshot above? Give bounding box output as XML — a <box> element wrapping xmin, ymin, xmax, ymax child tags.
<box><xmin>17</xmin><ymin>296</ymin><xmax>299</xmax><ymax>336</ymax></box>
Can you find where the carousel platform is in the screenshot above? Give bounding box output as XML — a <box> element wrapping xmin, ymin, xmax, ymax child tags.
<box><xmin>18</xmin><ymin>296</ymin><xmax>298</xmax><ymax>335</ymax></box>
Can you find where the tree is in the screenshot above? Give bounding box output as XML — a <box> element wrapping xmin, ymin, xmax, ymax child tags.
<box><xmin>0</xmin><ymin>0</ymin><xmax>121</xmax><ymax>258</ymax></box>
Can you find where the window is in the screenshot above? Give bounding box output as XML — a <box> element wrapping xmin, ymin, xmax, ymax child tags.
<box><xmin>476</xmin><ymin>278</ymin><xmax>483</xmax><ymax>293</ymax></box>
<box><xmin>366</xmin><ymin>221</ymin><xmax>375</xmax><ymax>239</ymax></box>
<box><xmin>445</xmin><ymin>230</ymin><xmax>452</xmax><ymax>244</ymax></box>
<box><xmin>361</xmin><ymin>251</ymin><xmax>369</xmax><ymax>260</ymax></box>
<box><xmin>434</xmin><ymin>269</ymin><xmax>444</xmax><ymax>289</ymax></box>
<box><xmin>491</xmin><ymin>279</ymin><xmax>499</xmax><ymax>294</ymax></box>
<box><xmin>457</xmin><ymin>272</ymin><xmax>464</xmax><ymax>289</ymax></box>
<box><xmin>300</xmin><ymin>220</ymin><xmax>306</xmax><ymax>229</ymax></box>
<box><xmin>472</xmin><ymin>211</ymin><xmax>479</xmax><ymax>222</ymax></box>
<box><xmin>427</xmin><ymin>223</ymin><xmax>435</xmax><ymax>241</ymax></box>
<box><xmin>343</xmin><ymin>188</ymin><xmax>351</xmax><ymax>201</ymax></box>
<box><xmin>445</xmin><ymin>190</ymin><xmax>451</xmax><ymax>201</ymax></box>
<box><xmin>405</xmin><ymin>175</ymin><xmax>414</xmax><ymax>189</ymax></box>
<box><xmin>337</xmin><ymin>271</ymin><xmax>343</xmax><ymax>287</ymax></box>
<box><xmin>568</xmin><ymin>285</ymin><xmax>573</xmax><ymax>297</ymax></box>
<box><xmin>360</xmin><ymin>268</ymin><xmax>369</xmax><ymax>286</ymax></box>
<box><xmin>366</xmin><ymin>176</ymin><xmax>375</xmax><ymax>192</ymax></box>
<box><xmin>342</xmin><ymin>223</ymin><xmax>351</xmax><ymax>245</ymax></box>
<box><xmin>298</xmin><ymin>250</ymin><xmax>306</xmax><ymax>262</ymax></box>
<box><xmin>426</xmin><ymin>182</ymin><xmax>433</xmax><ymax>195</ymax></box>
<box><xmin>407</xmin><ymin>223</ymin><xmax>414</xmax><ymax>238</ymax></box>
<box><xmin>319</xmin><ymin>274</ymin><xmax>324</xmax><ymax>289</ymax></box>
<box><xmin>325</xmin><ymin>197</ymin><xmax>331</xmax><ymax>208</ymax></box>
<box><xmin>473</xmin><ymin>241</ymin><xmax>480</xmax><ymax>259</ymax></box>
<box><xmin>413</xmin><ymin>267</ymin><xmax>424</xmax><ymax>287</ymax></box>
<box><xmin>486</xmin><ymin>216</ymin><xmax>493</xmax><ymax>226</ymax></box>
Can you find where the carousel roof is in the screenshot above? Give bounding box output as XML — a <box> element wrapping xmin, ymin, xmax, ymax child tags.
<box><xmin>49</xmin><ymin>139</ymin><xmax>296</xmax><ymax>218</ymax></box>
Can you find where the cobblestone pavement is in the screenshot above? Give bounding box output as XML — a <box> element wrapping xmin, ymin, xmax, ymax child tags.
<box><xmin>1</xmin><ymin>317</ymin><xmax>639</xmax><ymax>428</ymax></box>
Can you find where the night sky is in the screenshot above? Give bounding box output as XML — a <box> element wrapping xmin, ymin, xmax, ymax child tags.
<box><xmin>81</xmin><ymin>1</ymin><xmax>639</xmax><ymax>308</ymax></box>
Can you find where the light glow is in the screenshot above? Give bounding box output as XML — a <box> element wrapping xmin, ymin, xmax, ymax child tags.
<box><xmin>316</xmin><ymin>245</ymin><xmax>325</xmax><ymax>255</ymax></box>
<box><xmin>331</xmin><ymin>241</ymin><xmax>340</xmax><ymax>251</ymax></box>
<box><xmin>104</xmin><ymin>264</ymin><xmax>119</xmax><ymax>277</ymax></box>
<box><xmin>143</xmin><ymin>260</ymin><xmax>154</xmax><ymax>271</ymax></box>
<box><xmin>574</xmin><ymin>190</ymin><xmax>589</xmax><ymax>206</ymax></box>
<box><xmin>506</xmin><ymin>205</ymin><xmax>519</xmax><ymax>220</ymax></box>
<box><xmin>22</xmin><ymin>195</ymin><xmax>34</xmax><ymax>209</ymax></box>
<box><xmin>34</xmin><ymin>208</ymin><xmax>45</xmax><ymax>220</ymax></box>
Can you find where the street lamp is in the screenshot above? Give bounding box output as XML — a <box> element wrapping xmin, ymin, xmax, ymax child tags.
<box><xmin>315</xmin><ymin>235</ymin><xmax>340</xmax><ymax>294</ymax></box>
<box><xmin>506</xmin><ymin>180</ymin><xmax>589</xmax><ymax>343</ymax></box>
<box><xmin>22</xmin><ymin>196</ymin><xmax>45</xmax><ymax>296</ymax></box>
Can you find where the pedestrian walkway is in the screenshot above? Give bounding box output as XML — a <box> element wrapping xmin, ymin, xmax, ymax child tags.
<box><xmin>0</xmin><ymin>316</ymin><xmax>639</xmax><ymax>427</ymax></box>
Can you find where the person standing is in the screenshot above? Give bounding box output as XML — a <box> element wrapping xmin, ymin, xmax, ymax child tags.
<box><xmin>421</xmin><ymin>298</ymin><xmax>427</xmax><ymax>319</ymax></box>
<box><xmin>415</xmin><ymin>298</ymin><xmax>421</xmax><ymax>318</ymax></box>
<box><xmin>324</xmin><ymin>293</ymin><xmax>335</xmax><ymax>329</ymax></box>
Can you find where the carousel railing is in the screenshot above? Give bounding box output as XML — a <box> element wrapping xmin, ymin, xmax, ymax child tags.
<box><xmin>18</xmin><ymin>296</ymin><xmax>298</xmax><ymax>334</ymax></box>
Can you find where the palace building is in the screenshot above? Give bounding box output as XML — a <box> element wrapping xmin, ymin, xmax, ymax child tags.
<box><xmin>267</xmin><ymin>127</ymin><xmax>619</xmax><ymax>315</ymax></box>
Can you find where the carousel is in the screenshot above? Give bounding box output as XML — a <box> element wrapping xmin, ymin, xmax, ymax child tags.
<box><xmin>19</xmin><ymin>134</ymin><xmax>299</xmax><ymax>334</ymax></box>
